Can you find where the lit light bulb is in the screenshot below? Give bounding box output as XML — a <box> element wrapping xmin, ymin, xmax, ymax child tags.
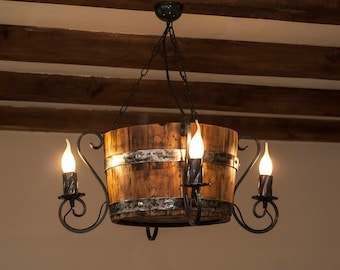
<box><xmin>189</xmin><ymin>120</ymin><xmax>204</xmax><ymax>159</ymax></box>
<box><xmin>61</xmin><ymin>139</ymin><xmax>76</xmax><ymax>173</ymax></box>
<box><xmin>259</xmin><ymin>142</ymin><xmax>273</xmax><ymax>176</ymax></box>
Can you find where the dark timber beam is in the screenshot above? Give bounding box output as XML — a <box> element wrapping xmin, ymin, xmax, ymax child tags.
<box><xmin>1</xmin><ymin>71</ymin><xmax>340</xmax><ymax>118</ymax></box>
<box><xmin>1</xmin><ymin>105</ymin><xmax>340</xmax><ymax>142</ymax></box>
<box><xmin>7</xmin><ymin>0</ymin><xmax>340</xmax><ymax>25</ymax></box>
<box><xmin>1</xmin><ymin>25</ymin><xmax>340</xmax><ymax>80</ymax></box>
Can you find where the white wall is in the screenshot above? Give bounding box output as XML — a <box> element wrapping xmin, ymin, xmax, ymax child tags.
<box><xmin>0</xmin><ymin>130</ymin><xmax>339</xmax><ymax>270</ymax></box>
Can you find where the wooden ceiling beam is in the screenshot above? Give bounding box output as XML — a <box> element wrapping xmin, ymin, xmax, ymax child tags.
<box><xmin>1</xmin><ymin>71</ymin><xmax>340</xmax><ymax>118</ymax></box>
<box><xmin>1</xmin><ymin>105</ymin><xmax>340</xmax><ymax>142</ymax></box>
<box><xmin>1</xmin><ymin>25</ymin><xmax>340</xmax><ymax>80</ymax></box>
<box><xmin>7</xmin><ymin>0</ymin><xmax>340</xmax><ymax>25</ymax></box>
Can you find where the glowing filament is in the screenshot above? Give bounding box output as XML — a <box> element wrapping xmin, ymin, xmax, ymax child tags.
<box><xmin>259</xmin><ymin>142</ymin><xmax>273</xmax><ymax>176</ymax></box>
<box><xmin>61</xmin><ymin>139</ymin><xmax>76</xmax><ymax>173</ymax></box>
<box><xmin>189</xmin><ymin>120</ymin><xmax>204</xmax><ymax>159</ymax></box>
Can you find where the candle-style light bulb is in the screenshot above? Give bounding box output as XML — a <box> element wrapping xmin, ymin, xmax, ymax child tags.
<box><xmin>189</xmin><ymin>120</ymin><xmax>204</xmax><ymax>159</ymax></box>
<box><xmin>259</xmin><ymin>142</ymin><xmax>273</xmax><ymax>176</ymax></box>
<box><xmin>257</xmin><ymin>142</ymin><xmax>274</xmax><ymax>199</ymax></box>
<box><xmin>61</xmin><ymin>139</ymin><xmax>76</xmax><ymax>173</ymax></box>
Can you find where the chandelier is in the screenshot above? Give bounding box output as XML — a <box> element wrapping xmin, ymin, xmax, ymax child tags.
<box><xmin>58</xmin><ymin>2</ymin><xmax>279</xmax><ymax>240</ymax></box>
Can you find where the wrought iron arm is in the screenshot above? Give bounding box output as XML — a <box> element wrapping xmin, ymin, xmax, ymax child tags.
<box><xmin>58</xmin><ymin>131</ymin><xmax>109</xmax><ymax>233</ymax></box>
<box><xmin>233</xmin><ymin>199</ymin><xmax>279</xmax><ymax>234</ymax></box>
<box><xmin>234</xmin><ymin>134</ymin><xmax>261</xmax><ymax>192</ymax></box>
<box><xmin>232</xmin><ymin>135</ymin><xmax>279</xmax><ymax>234</ymax></box>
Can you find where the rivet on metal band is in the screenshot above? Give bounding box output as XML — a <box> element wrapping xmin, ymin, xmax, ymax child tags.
<box><xmin>204</xmin><ymin>151</ymin><xmax>240</xmax><ymax>170</ymax></box>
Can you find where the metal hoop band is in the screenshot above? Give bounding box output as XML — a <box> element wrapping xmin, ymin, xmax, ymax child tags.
<box><xmin>105</xmin><ymin>149</ymin><xmax>239</xmax><ymax>171</ymax></box>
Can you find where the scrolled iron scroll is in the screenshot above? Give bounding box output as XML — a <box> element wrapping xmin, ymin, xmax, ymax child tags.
<box><xmin>146</xmin><ymin>227</ymin><xmax>159</xmax><ymax>241</ymax></box>
<box><xmin>58</xmin><ymin>131</ymin><xmax>110</xmax><ymax>233</ymax></box>
<box><xmin>232</xmin><ymin>134</ymin><xmax>279</xmax><ymax>234</ymax></box>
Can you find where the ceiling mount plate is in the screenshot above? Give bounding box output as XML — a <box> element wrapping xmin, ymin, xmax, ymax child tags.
<box><xmin>155</xmin><ymin>2</ymin><xmax>183</xmax><ymax>22</ymax></box>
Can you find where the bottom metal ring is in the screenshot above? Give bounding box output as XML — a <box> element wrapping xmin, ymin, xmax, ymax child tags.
<box><xmin>109</xmin><ymin>197</ymin><xmax>233</xmax><ymax>227</ymax></box>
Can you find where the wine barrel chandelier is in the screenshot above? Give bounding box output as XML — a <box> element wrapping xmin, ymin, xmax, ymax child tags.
<box><xmin>58</xmin><ymin>2</ymin><xmax>279</xmax><ymax>240</ymax></box>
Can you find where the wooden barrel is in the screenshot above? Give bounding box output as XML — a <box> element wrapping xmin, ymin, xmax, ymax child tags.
<box><xmin>103</xmin><ymin>122</ymin><xmax>238</xmax><ymax>227</ymax></box>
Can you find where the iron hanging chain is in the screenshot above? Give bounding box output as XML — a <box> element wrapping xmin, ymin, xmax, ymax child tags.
<box><xmin>112</xmin><ymin>25</ymin><xmax>169</xmax><ymax>129</ymax></box>
<box><xmin>168</xmin><ymin>24</ymin><xmax>199</xmax><ymax>121</ymax></box>
<box><xmin>162</xmin><ymin>22</ymin><xmax>187</xmax><ymax>119</ymax></box>
<box><xmin>112</xmin><ymin>21</ymin><xmax>200</xmax><ymax>128</ymax></box>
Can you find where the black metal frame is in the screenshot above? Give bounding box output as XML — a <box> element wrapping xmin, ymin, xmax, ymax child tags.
<box><xmin>232</xmin><ymin>135</ymin><xmax>279</xmax><ymax>234</ymax></box>
<box><xmin>57</xmin><ymin>1</ymin><xmax>279</xmax><ymax>240</ymax></box>
<box><xmin>58</xmin><ymin>131</ymin><xmax>109</xmax><ymax>233</ymax></box>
